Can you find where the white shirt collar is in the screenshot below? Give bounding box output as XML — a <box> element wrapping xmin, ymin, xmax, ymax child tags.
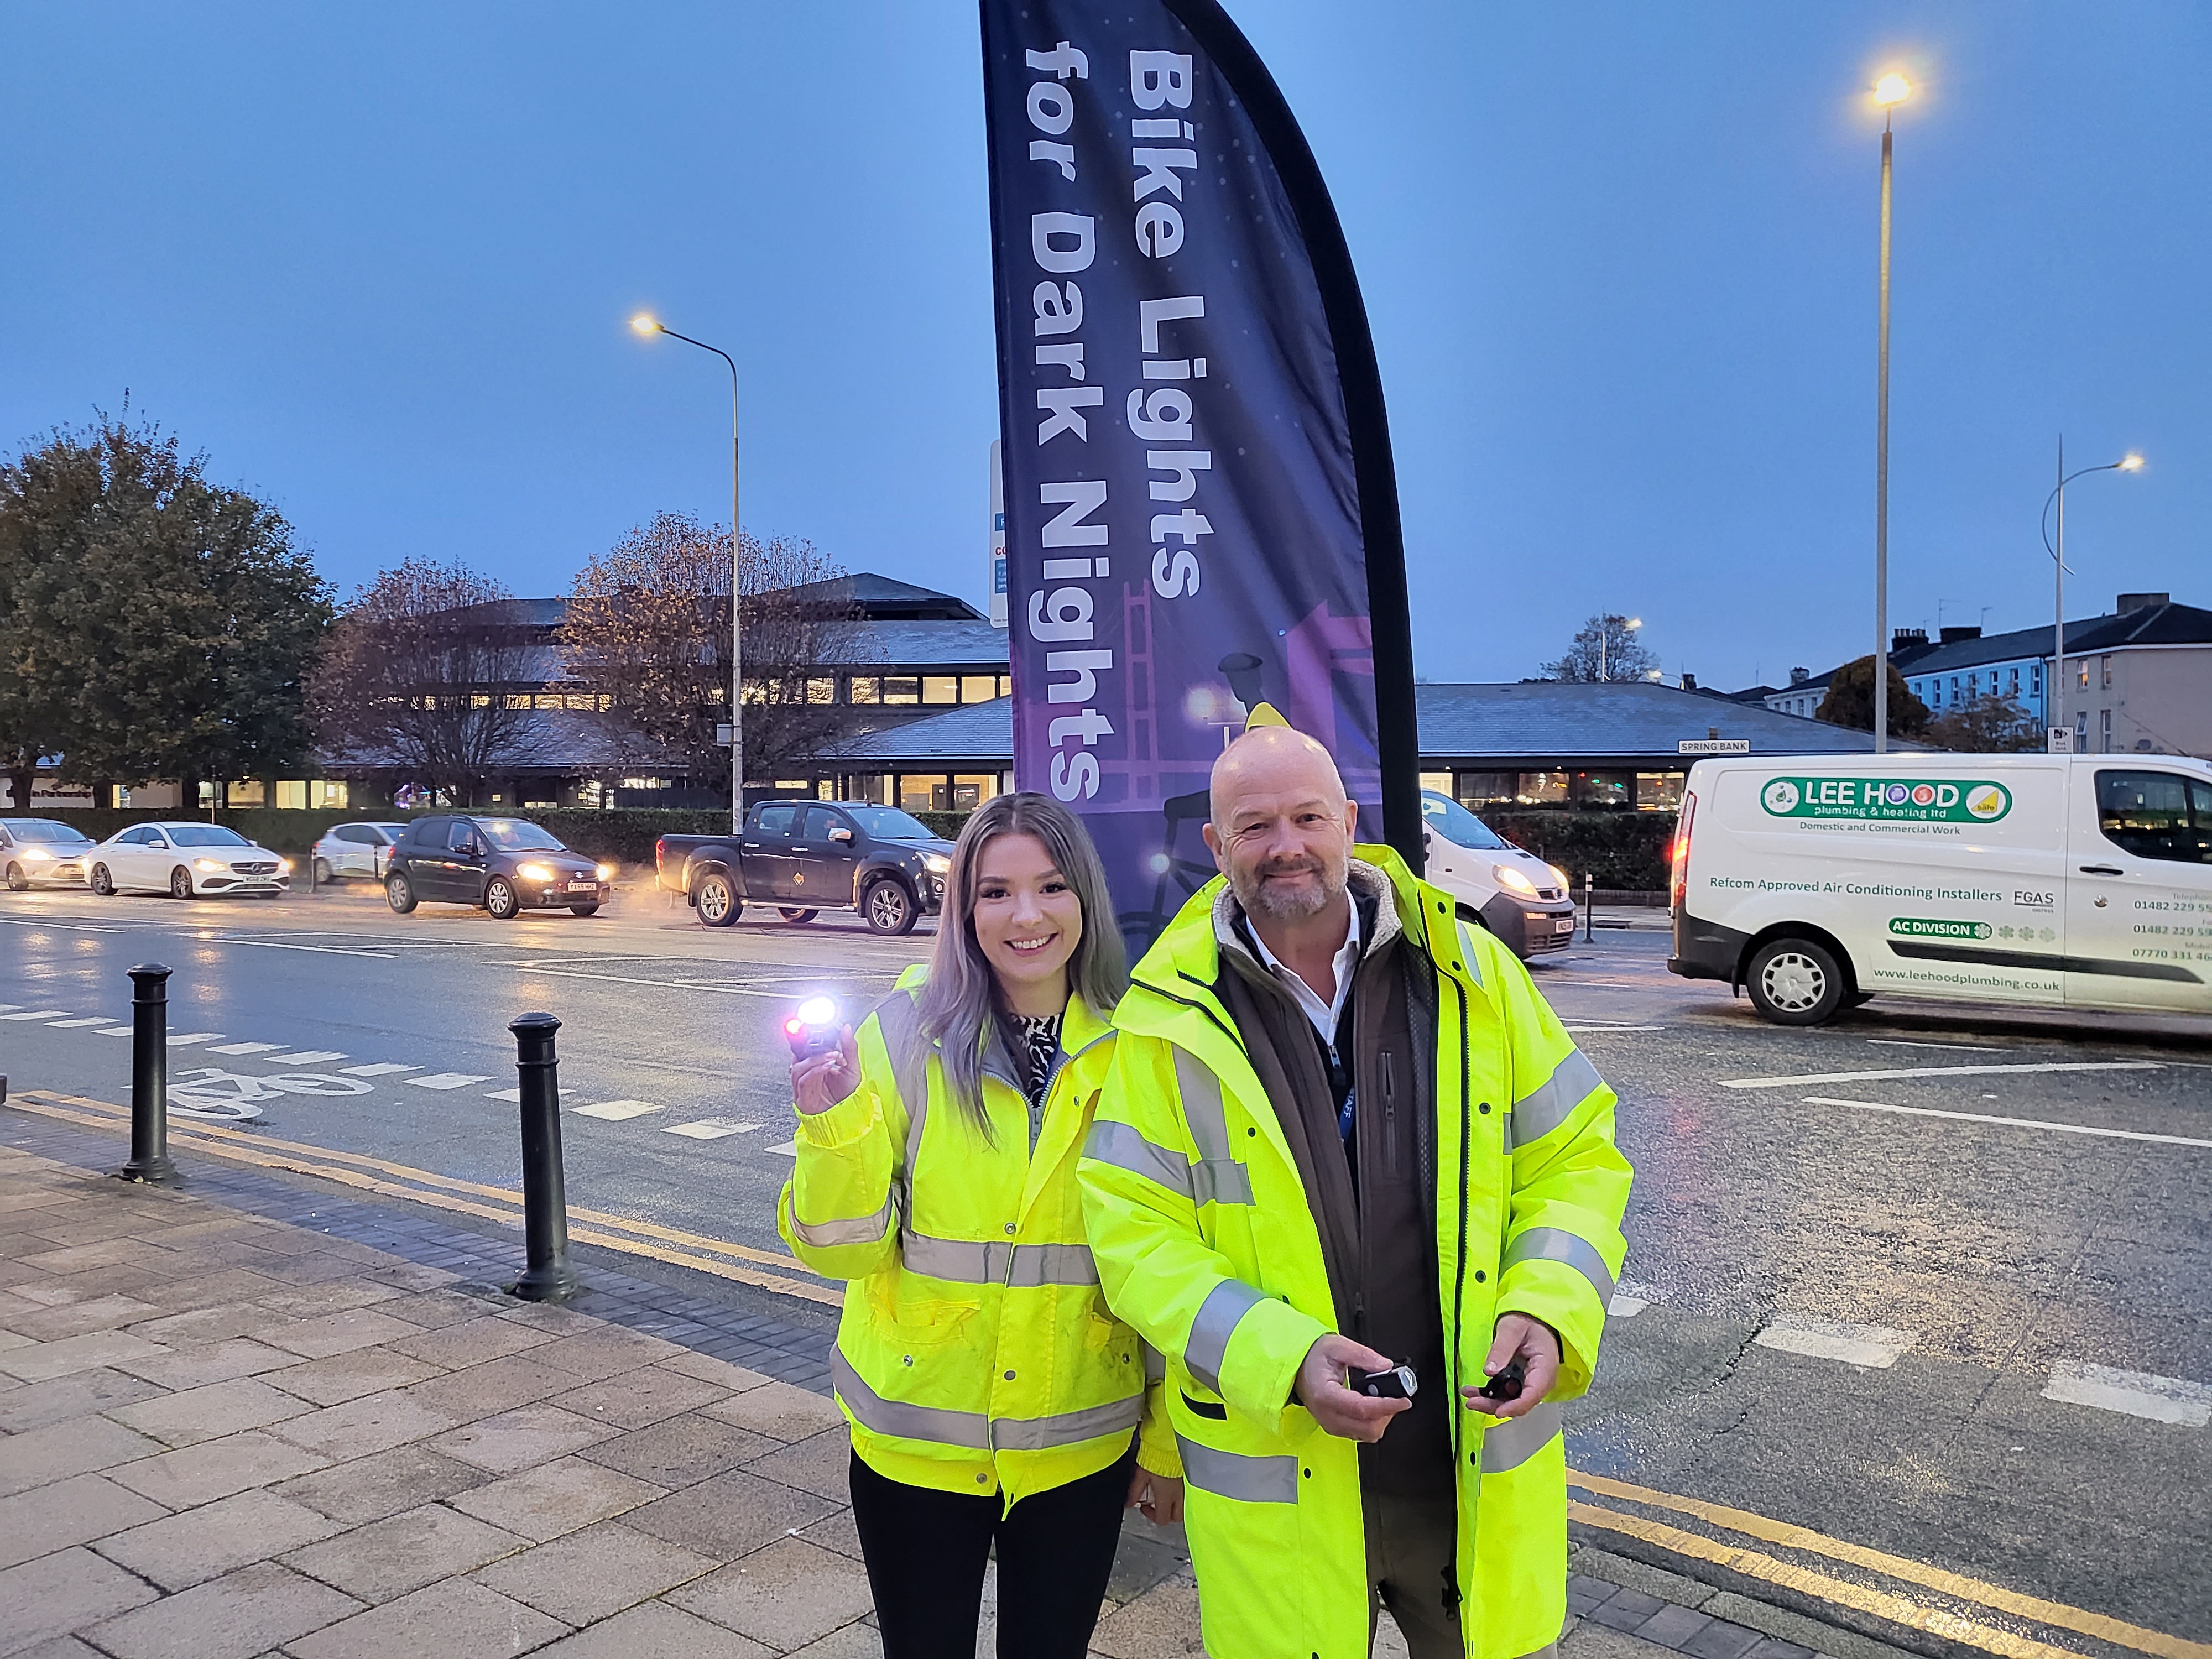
<box><xmin>1247</xmin><ymin>898</ymin><xmax>1361</xmax><ymax>1045</ymax></box>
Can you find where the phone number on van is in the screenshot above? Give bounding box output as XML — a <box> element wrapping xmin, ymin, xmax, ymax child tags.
<box><xmin>1760</xmin><ymin>776</ymin><xmax>2011</xmax><ymax>824</ymax></box>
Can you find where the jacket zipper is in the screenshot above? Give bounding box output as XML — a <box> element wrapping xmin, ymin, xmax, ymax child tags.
<box><xmin>1382</xmin><ymin>1048</ymin><xmax>1400</xmax><ymax>1180</ymax></box>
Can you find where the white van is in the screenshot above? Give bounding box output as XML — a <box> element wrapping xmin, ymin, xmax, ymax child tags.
<box><xmin>1668</xmin><ymin>754</ymin><xmax>2212</xmax><ymax>1024</ymax></box>
<box><xmin>1420</xmin><ymin>790</ymin><xmax>1580</xmax><ymax>959</ymax></box>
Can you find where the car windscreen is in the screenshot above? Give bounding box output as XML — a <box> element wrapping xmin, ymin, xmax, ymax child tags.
<box><xmin>1420</xmin><ymin>791</ymin><xmax>1508</xmax><ymax>851</ymax></box>
<box><xmin>846</xmin><ymin>806</ymin><xmax>935</xmax><ymax>841</ymax></box>
<box><xmin>166</xmin><ymin>826</ymin><xmax>252</xmax><ymax>847</ymax></box>
<box><xmin>477</xmin><ymin>819</ymin><xmax>565</xmax><ymax>852</ymax></box>
<box><xmin>11</xmin><ymin>821</ymin><xmax>93</xmax><ymax>845</ymax></box>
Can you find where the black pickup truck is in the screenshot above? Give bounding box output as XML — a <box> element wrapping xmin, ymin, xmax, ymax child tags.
<box><xmin>655</xmin><ymin>801</ymin><xmax>955</xmax><ymax>935</ymax></box>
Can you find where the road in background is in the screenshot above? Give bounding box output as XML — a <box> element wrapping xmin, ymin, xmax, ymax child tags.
<box><xmin>4</xmin><ymin>880</ymin><xmax>2209</xmax><ymax>1647</ymax></box>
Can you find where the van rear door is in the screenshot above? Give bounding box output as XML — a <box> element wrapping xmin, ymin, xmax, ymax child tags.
<box><xmin>2064</xmin><ymin>766</ymin><xmax>2212</xmax><ymax>1014</ymax></box>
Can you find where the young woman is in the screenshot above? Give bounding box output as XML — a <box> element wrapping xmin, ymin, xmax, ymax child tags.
<box><xmin>780</xmin><ymin>792</ymin><xmax>1181</xmax><ymax>1659</ymax></box>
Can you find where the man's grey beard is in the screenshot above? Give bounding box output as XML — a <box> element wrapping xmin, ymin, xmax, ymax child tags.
<box><xmin>1234</xmin><ymin>851</ymin><xmax>1349</xmax><ymax>922</ymax></box>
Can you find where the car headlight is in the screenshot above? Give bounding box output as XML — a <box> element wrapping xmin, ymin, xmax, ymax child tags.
<box><xmin>923</xmin><ymin>854</ymin><xmax>951</xmax><ymax>874</ymax></box>
<box><xmin>1493</xmin><ymin>864</ymin><xmax>1539</xmax><ymax>898</ymax></box>
<box><xmin>195</xmin><ymin>858</ymin><xmax>227</xmax><ymax>873</ymax></box>
<box><xmin>276</xmin><ymin>857</ymin><xmax>293</xmax><ymax>874</ymax></box>
<box><xmin>1548</xmin><ymin>864</ymin><xmax>1572</xmax><ymax>891</ymax></box>
<box><xmin>517</xmin><ymin>863</ymin><xmax>555</xmax><ymax>883</ymax></box>
<box><xmin>595</xmin><ymin>863</ymin><xmax>614</xmax><ymax>880</ymax></box>
<box><xmin>20</xmin><ymin>847</ymin><xmax>51</xmax><ymax>863</ymax></box>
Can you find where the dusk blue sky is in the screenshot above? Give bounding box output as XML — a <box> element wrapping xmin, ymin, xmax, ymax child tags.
<box><xmin>5</xmin><ymin>3</ymin><xmax>2205</xmax><ymax>692</ymax></box>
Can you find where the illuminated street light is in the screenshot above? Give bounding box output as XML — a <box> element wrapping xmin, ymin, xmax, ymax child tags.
<box><xmin>1874</xmin><ymin>72</ymin><xmax>1912</xmax><ymax>106</ymax></box>
<box><xmin>2041</xmin><ymin>445</ymin><xmax>2145</xmax><ymax>752</ymax></box>
<box><xmin>632</xmin><ymin>314</ymin><xmax>744</xmax><ymax>828</ymax></box>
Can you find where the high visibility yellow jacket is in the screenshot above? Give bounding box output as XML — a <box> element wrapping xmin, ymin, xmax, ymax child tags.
<box><xmin>779</xmin><ymin>965</ymin><xmax>1179</xmax><ymax>1509</ymax></box>
<box><xmin>1079</xmin><ymin>847</ymin><xmax>1631</xmax><ymax>1658</ymax></box>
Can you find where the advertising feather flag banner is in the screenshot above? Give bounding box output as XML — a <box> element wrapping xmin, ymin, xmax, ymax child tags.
<box><xmin>980</xmin><ymin>0</ymin><xmax>1420</xmax><ymax>950</ymax></box>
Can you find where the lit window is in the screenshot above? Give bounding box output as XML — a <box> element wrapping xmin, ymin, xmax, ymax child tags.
<box><xmin>960</xmin><ymin>675</ymin><xmax>999</xmax><ymax>704</ymax></box>
<box><xmin>921</xmin><ymin>676</ymin><xmax>959</xmax><ymax>705</ymax></box>
<box><xmin>848</xmin><ymin>677</ymin><xmax>881</xmax><ymax>703</ymax></box>
<box><xmin>881</xmin><ymin>677</ymin><xmax>921</xmax><ymax>705</ymax></box>
<box><xmin>806</xmin><ymin>678</ymin><xmax>836</xmax><ymax>705</ymax></box>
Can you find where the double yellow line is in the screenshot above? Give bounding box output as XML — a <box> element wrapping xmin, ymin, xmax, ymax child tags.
<box><xmin>11</xmin><ymin>1089</ymin><xmax>840</xmax><ymax>1307</ymax></box>
<box><xmin>1569</xmin><ymin>1471</ymin><xmax>2210</xmax><ymax>1659</ymax></box>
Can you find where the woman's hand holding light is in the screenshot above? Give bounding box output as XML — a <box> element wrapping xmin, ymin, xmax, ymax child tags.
<box><xmin>791</xmin><ymin>1027</ymin><xmax>862</xmax><ymax>1116</ymax></box>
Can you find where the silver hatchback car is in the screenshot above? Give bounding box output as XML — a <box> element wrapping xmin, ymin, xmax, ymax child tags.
<box><xmin>1</xmin><ymin>818</ymin><xmax>97</xmax><ymax>889</ymax></box>
<box><xmin>311</xmin><ymin>822</ymin><xmax>410</xmax><ymax>884</ymax></box>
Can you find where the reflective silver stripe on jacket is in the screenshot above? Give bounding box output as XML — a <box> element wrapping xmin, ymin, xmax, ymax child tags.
<box><xmin>1453</xmin><ymin>920</ymin><xmax>1488</xmax><ymax>987</ymax></box>
<box><xmin>993</xmin><ymin>1391</ymin><xmax>1143</xmax><ymax>1450</ymax></box>
<box><xmin>872</xmin><ymin>987</ymin><xmax>931</xmax><ymax>1223</ymax></box>
<box><xmin>1184</xmin><ymin>1277</ymin><xmax>1266</xmax><ymax>1394</ymax></box>
<box><xmin>1083</xmin><ymin>1119</ymin><xmax>1195</xmax><ymax>1202</ymax></box>
<box><xmin>1142</xmin><ymin>1340</ymin><xmax>1166</xmax><ymax>1384</ymax></box>
<box><xmin>1510</xmin><ymin>1048</ymin><xmax>1603</xmax><ymax>1149</ymax></box>
<box><xmin>836</xmin><ymin>1347</ymin><xmax>1139</xmax><ymax>1453</ymax></box>
<box><xmin>1173</xmin><ymin>1045</ymin><xmax>1254</xmax><ymax>1207</ymax></box>
<box><xmin>1479</xmin><ymin>1399</ymin><xmax>1563</xmax><ymax>1473</ymax></box>
<box><xmin>833</xmin><ymin>1347</ymin><xmax>990</xmax><ymax>1449</ymax></box>
<box><xmin>787</xmin><ymin>1193</ymin><xmax>897</xmax><ymax>1250</ymax></box>
<box><xmin>1501</xmin><ymin>1225</ymin><xmax>1615</xmax><ymax>1307</ymax></box>
<box><xmin>899</xmin><ymin>1230</ymin><xmax>1098</xmax><ymax>1287</ymax></box>
<box><xmin>1175</xmin><ymin>1434</ymin><xmax>1300</xmax><ymax>1504</ymax></box>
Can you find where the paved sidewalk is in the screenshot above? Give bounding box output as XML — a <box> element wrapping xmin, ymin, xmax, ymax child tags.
<box><xmin>0</xmin><ymin>1133</ymin><xmax>1870</xmax><ymax>1659</ymax></box>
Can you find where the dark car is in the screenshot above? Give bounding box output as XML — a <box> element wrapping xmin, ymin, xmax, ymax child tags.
<box><xmin>655</xmin><ymin>801</ymin><xmax>953</xmax><ymax>935</ymax></box>
<box><xmin>384</xmin><ymin>816</ymin><xmax>611</xmax><ymax>919</ymax></box>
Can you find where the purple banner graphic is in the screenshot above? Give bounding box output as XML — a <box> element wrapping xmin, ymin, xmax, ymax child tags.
<box><xmin>980</xmin><ymin>0</ymin><xmax>1418</xmax><ymax>951</ymax></box>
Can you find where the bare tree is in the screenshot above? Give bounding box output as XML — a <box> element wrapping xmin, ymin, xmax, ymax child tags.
<box><xmin>308</xmin><ymin>560</ymin><xmax>536</xmax><ymax>806</ymax></box>
<box><xmin>1541</xmin><ymin>614</ymin><xmax>1659</xmax><ymax>683</ymax></box>
<box><xmin>559</xmin><ymin>513</ymin><xmax>868</xmax><ymax>796</ymax></box>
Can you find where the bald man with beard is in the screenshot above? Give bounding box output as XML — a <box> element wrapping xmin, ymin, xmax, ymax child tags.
<box><xmin>1079</xmin><ymin>727</ymin><xmax>1632</xmax><ymax>1658</ymax></box>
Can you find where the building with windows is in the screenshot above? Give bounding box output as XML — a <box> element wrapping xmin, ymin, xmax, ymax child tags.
<box><xmin>1756</xmin><ymin>594</ymin><xmax>2210</xmax><ymax>756</ymax></box>
<box><xmin>778</xmin><ymin>678</ymin><xmax>1896</xmax><ymax>813</ymax></box>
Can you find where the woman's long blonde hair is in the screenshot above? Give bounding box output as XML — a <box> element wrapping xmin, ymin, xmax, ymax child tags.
<box><xmin>914</xmin><ymin>792</ymin><xmax>1126</xmax><ymax>1135</ymax></box>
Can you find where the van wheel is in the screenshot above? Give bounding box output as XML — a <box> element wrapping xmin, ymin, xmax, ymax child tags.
<box><xmin>1746</xmin><ymin>937</ymin><xmax>1848</xmax><ymax>1026</ymax></box>
<box><xmin>694</xmin><ymin>872</ymin><xmax>739</xmax><ymax>927</ymax></box>
<box><xmin>863</xmin><ymin>878</ymin><xmax>916</xmax><ymax>936</ymax></box>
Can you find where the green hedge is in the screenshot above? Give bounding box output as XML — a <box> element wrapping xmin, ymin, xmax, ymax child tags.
<box><xmin>1476</xmin><ymin>810</ymin><xmax>1676</xmax><ymax>893</ymax></box>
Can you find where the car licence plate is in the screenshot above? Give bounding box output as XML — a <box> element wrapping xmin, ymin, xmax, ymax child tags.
<box><xmin>567</xmin><ymin>880</ymin><xmax>596</xmax><ymax>891</ymax></box>
<box><xmin>1553</xmin><ymin>919</ymin><xmax>1575</xmax><ymax>933</ymax></box>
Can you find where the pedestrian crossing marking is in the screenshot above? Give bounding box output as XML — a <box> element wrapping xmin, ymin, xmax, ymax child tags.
<box><xmin>1752</xmin><ymin>1314</ymin><xmax>1916</xmax><ymax>1369</ymax></box>
<box><xmin>45</xmin><ymin>1017</ymin><xmax>115</xmax><ymax>1029</ymax></box>
<box><xmin>664</xmin><ymin>1118</ymin><xmax>758</xmax><ymax>1140</ymax></box>
<box><xmin>484</xmin><ymin>1088</ymin><xmax>522</xmax><ymax>1103</ymax></box>
<box><xmin>263</xmin><ymin>1050</ymin><xmax>347</xmax><ymax>1066</ymax></box>
<box><xmin>573</xmin><ymin>1099</ymin><xmax>662</xmax><ymax>1121</ymax></box>
<box><xmin>168</xmin><ymin>1034</ymin><xmax>223</xmax><ymax>1044</ymax></box>
<box><xmin>2043</xmin><ymin>1360</ymin><xmax>2212</xmax><ymax>1428</ymax></box>
<box><xmin>94</xmin><ymin>1026</ymin><xmax>135</xmax><ymax>1036</ymax></box>
<box><xmin>406</xmin><ymin>1072</ymin><xmax>491</xmax><ymax>1091</ymax></box>
<box><xmin>208</xmin><ymin>1041</ymin><xmax>282</xmax><ymax>1055</ymax></box>
<box><xmin>341</xmin><ymin>1062</ymin><xmax>417</xmax><ymax>1077</ymax></box>
<box><xmin>768</xmin><ymin>1138</ymin><xmax>798</xmax><ymax>1156</ymax></box>
<box><xmin>0</xmin><ymin>1010</ymin><xmax>72</xmax><ymax>1020</ymax></box>
<box><xmin>0</xmin><ymin>1005</ymin><xmax>17</xmax><ymax>1014</ymax></box>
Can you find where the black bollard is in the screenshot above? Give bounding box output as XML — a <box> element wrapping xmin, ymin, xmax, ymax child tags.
<box><xmin>117</xmin><ymin>964</ymin><xmax>179</xmax><ymax>1186</ymax></box>
<box><xmin>509</xmin><ymin>1011</ymin><xmax>578</xmax><ymax>1301</ymax></box>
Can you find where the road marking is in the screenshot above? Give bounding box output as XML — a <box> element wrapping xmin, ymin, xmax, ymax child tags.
<box><xmin>2042</xmin><ymin>1360</ymin><xmax>2212</xmax><ymax>1427</ymax></box>
<box><xmin>196</xmin><ymin>934</ymin><xmax>398</xmax><ymax>958</ymax></box>
<box><xmin>260</xmin><ymin>1050</ymin><xmax>348</xmax><ymax>1066</ymax></box>
<box><xmin>167</xmin><ymin>1033</ymin><xmax>223</xmax><ymax>1045</ymax></box>
<box><xmin>497</xmin><ymin>963</ymin><xmax>831</xmax><ymax>1001</ymax></box>
<box><xmin>93</xmin><ymin>1026</ymin><xmax>135</xmax><ymax>1036</ymax></box>
<box><xmin>1865</xmin><ymin>1038</ymin><xmax>2012</xmax><ymax>1052</ymax></box>
<box><xmin>0</xmin><ymin>1004</ymin><xmax>16</xmax><ymax>1013</ymax></box>
<box><xmin>1806</xmin><ymin>1097</ymin><xmax>2212</xmax><ymax>1150</ymax></box>
<box><xmin>572</xmin><ymin>1099</ymin><xmax>662</xmax><ymax>1121</ymax></box>
<box><xmin>1562</xmin><ymin>1023</ymin><xmax>1664</xmax><ymax>1033</ymax></box>
<box><xmin>405</xmin><ymin>1072</ymin><xmax>491</xmax><ymax>1091</ymax></box>
<box><xmin>341</xmin><ymin>1062</ymin><xmax>417</xmax><ymax>1077</ymax></box>
<box><xmin>207</xmin><ymin>1041</ymin><xmax>282</xmax><ymax>1055</ymax></box>
<box><xmin>1722</xmin><ymin>1060</ymin><xmax>2162</xmax><ymax>1090</ymax></box>
<box><xmin>1752</xmin><ymin>1313</ymin><xmax>1916</xmax><ymax>1368</ymax></box>
<box><xmin>1607</xmin><ymin>1294</ymin><xmax>1650</xmax><ymax>1318</ymax></box>
<box><xmin>664</xmin><ymin>1118</ymin><xmax>759</xmax><ymax>1140</ymax></box>
<box><xmin>484</xmin><ymin>1088</ymin><xmax>521</xmax><ymax>1103</ymax></box>
<box><xmin>9</xmin><ymin>1089</ymin><xmax>837</xmax><ymax>1307</ymax></box>
<box><xmin>1567</xmin><ymin>1470</ymin><xmax>2209</xmax><ymax>1659</ymax></box>
<box><xmin>0</xmin><ymin>1010</ymin><xmax>72</xmax><ymax>1021</ymax></box>
<box><xmin>44</xmin><ymin>1017</ymin><xmax>115</xmax><ymax>1029</ymax></box>
<box><xmin>769</xmin><ymin>1138</ymin><xmax>798</xmax><ymax>1156</ymax></box>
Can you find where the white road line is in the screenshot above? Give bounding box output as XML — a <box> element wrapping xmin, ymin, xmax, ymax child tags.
<box><xmin>664</xmin><ymin>1118</ymin><xmax>759</xmax><ymax>1140</ymax></box>
<box><xmin>94</xmin><ymin>1026</ymin><xmax>135</xmax><ymax>1036</ymax></box>
<box><xmin>45</xmin><ymin>1017</ymin><xmax>115</xmax><ymax>1029</ymax></box>
<box><xmin>0</xmin><ymin>1010</ymin><xmax>72</xmax><ymax>1021</ymax></box>
<box><xmin>484</xmin><ymin>1088</ymin><xmax>522</xmax><ymax>1103</ymax></box>
<box><xmin>167</xmin><ymin>1033</ymin><xmax>224</xmax><ymax>1045</ymax></box>
<box><xmin>406</xmin><ymin>1073</ymin><xmax>491</xmax><ymax>1091</ymax></box>
<box><xmin>496</xmin><ymin>963</ymin><xmax>818</xmax><ymax>1001</ymax></box>
<box><xmin>768</xmin><ymin>1138</ymin><xmax>798</xmax><ymax>1157</ymax></box>
<box><xmin>1721</xmin><ymin>1060</ymin><xmax>2162</xmax><ymax>1090</ymax></box>
<box><xmin>2042</xmin><ymin>1360</ymin><xmax>2212</xmax><ymax>1427</ymax></box>
<box><xmin>1607</xmin><ymin>1295</ymin><xmax>1650</xmax><ymax>1318</ymax></box>
<box><xmin>1753</xmin><ymin>1314</ymin><xmax>1917</xmax><ymax>1369</ymax></box>
<box><xmin>1865</xmin><ymin>1039</ymin><xmax>2012</xmax><ymax>1053</ymax></box>
<box><xmin>207</xmin><ymin>1041</ymin><xmax>283</xmax><ymax>1056</ymax></box>
<box><xmin>195</xmin><ymin>936</ymin><xmax>398</xmax><ymax>958</ymax></box>
<box><xmin>1805</xmin><ymin>1096</ymin><xmax>2212</xmax><ymax>1150</ymax></box>
<box><xmin>260</xmin><ymin>1050</ymin><xmax>347</xmax><ymax>1066</ymax></box>
<box><xmin>1562</xmin><ymin>1024</ymin><xmax>1665</xmax><ymax>1034</ymax></box>
<box><xmin>572</xmin><ymin>1099</ymin><xmax>662</xmax><ymax>1121</ymax></box>
<box><xmin>341</xmin><ymin>1062</ymin><xmax>418</xmax><ymax>1077</ymax></box>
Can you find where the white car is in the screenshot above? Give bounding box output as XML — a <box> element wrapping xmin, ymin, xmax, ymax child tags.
<box><xmin>311</xmin><ymin>821</ymin><xmax>409</xmax><ymax>884</ymax></box>
<box><xmin>88</xmin><ymin>822</ymin><xmax>291</xmax><ymax>900</ymax></box>
<box><xmin>1418</xmin><ymin>790</ymin><xmax>1580</xmax><ymax>959</ymax></box>
<box><xmin>1</xmin><ymin>818</ymin><xmax>97</xmax><ymax>890</ymax></box>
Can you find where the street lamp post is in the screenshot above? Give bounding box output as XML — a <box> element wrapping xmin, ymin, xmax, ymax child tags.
<box><xmin>2041</xmin><ymin>442</ymin><xmax>2143</xmax><ymax>752</ymax></box>
<box><xmin>1872</xmin><ymin>72</ymin><xmax>1912</xmax><ymax>753</ymax></box>
<box><xmin>632</xmin><ymin>315</ymin><xmax>743</xmax><ymax>832</ymax></box>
